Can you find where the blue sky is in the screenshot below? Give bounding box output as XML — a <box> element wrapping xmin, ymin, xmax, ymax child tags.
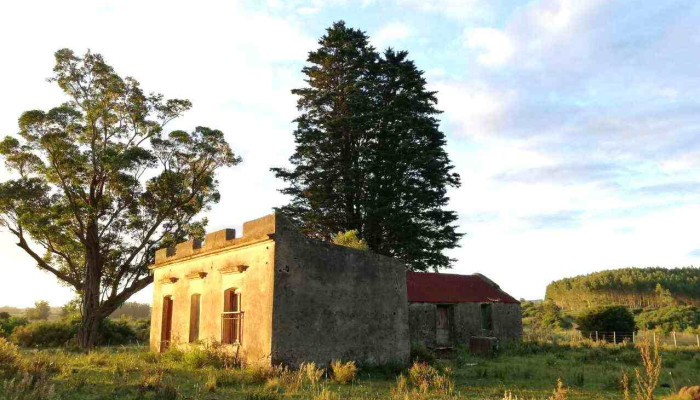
<box><xmin>0</xmin><ymin>0</ymin><xmax>699</xmax><ymax>306</ymax></box>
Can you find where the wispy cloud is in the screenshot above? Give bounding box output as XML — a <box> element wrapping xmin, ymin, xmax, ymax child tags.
<box><xmin>522</xmin><ymin>210</ymin><xmax>583</xmax><ymax>230</ymax></box>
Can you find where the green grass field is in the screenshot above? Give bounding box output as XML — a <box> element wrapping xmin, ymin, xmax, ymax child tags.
<box><xmin>4</xmin><ymin>339</ymin><xmax>699</xmax><ymax>400</ymax></box>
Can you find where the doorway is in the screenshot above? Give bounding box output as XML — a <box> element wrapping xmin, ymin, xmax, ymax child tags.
<box><xmin>160</xmin><ymin>296</ymin><xmax>173</xmax><ymax>351</ymax></box>
<box><xmin>436</xmin><ymin>304</ymin><xmax>454</xmax><ymax>347</ymax></box>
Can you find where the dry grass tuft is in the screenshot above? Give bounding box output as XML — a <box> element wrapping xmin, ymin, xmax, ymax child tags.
<box><xmin>330</xmin><ymin>360</ymin><xmax>357</xmax><ymax>384</ymax></box>
<box><xmin>301</xmin><ymin>361</ymin><xmax>324</xmax><ymax>385</ymax></box>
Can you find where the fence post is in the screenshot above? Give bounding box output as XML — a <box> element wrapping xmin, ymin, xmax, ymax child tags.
<box><xmin>613</xmin><ymin>331</ymin><xmax>616</xmax><ymax>344</ymax></box>
<box><xmin>696</xmin><ymin>334</ymin><xmax>699</xmax><ymax>348</ymax></box>
<box><xmin>672</xmin><ymin>331</ymin><xmax>677</xmax><ymax>348</ymax></box>
<box><xmin>653</xmin><ymin>331</ymin><xmax>656</xmax><ymax>344</ymax></box>
<box><xmin>595</xmin><ymin>331</ymin><xmax>598</xmax><ymax>342</ymax></box>
<box><xmin>632</xmin><ymin>331</ymin><xmax>635</xmax><ymax>343</ymax></box>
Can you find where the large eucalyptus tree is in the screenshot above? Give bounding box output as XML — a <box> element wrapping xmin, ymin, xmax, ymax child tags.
<box><xmin>0</xmin><ymin>49</ymin><xmax>239</xmax><ymax>348</ymax></box>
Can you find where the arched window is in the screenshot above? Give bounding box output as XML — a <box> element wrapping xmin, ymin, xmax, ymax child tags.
<box><xmin>189</xmin><ymin>294</ymin><xmax>201</xmax><ymax>343</ymax></box>
<box><xmin>222</xmin><ymin>288</ymin><xmax>242</xmax><ymax>344</ymax></box>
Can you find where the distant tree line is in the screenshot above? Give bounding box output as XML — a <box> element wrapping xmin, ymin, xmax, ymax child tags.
<box><xmin>545</xmin><ymin>267</ymin><xmax>700</xmax><ymax>311</ymax></box>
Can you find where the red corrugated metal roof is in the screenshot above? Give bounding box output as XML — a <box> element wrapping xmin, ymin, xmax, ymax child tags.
<box><xmin>406</xmin><ymin>272</ymin><xmax>519</xmax><ymax>304</ymax></box>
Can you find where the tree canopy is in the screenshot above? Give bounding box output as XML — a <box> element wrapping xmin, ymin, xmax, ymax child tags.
<box><xmin>0</xmin><ymin>49</ymin><xmax>239</xmax><ymax>347</ymax></box>
<box><xmin>545</xmin><ymin>267</ymin><xmax>700</xmax><ymax>311</ymax></box>
<box><xmin>273</xmin><ymin>21</ymin><xmax>461</xmax><ymax>271</ymax></box>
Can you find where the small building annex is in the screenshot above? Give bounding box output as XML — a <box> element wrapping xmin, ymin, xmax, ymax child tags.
<box><xmin>149</xmin><ymin>212</ymin><xmax>521</xmax><ymax>366</ymax></box>
<box><xmin>407</xmin><ymin>272</ymin><xmax>522</xmax><ymax>348</ymax></box>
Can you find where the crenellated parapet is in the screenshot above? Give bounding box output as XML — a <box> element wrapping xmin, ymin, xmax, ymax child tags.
<box><xmin>151</xmin><ymin>214</ymin><xmax>277</xmax><ymax>268</ymax></box>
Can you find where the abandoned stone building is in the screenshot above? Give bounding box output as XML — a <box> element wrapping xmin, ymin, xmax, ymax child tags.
<box><xmin>149</xmin><ymin>213</ymin><xmax>521</xmax><ymax>366</ymax></box>
<box><xmin>407</xmin><ymin>272</ymin><xmax>522</xmax><ymax>348</ymax></box>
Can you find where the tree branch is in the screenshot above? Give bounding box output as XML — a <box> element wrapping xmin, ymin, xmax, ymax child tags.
<box><xmin>11</xmin><ymin>228</ymin><xmax>80</xmax><ymax>289</ymax></box>
<box><xmin>99</xmin><ymin>274</ymin><xmax>153</xmax><ymax>318</ymax></box>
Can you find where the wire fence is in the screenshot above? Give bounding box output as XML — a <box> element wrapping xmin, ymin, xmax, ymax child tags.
<box><xmin>550</xmin><ymin>330</ymin><xmax>700</xmax><ymax>348</ymax></box>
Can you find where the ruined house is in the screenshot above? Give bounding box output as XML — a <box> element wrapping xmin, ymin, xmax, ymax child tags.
<box><xmin>406</xmin><ymin>272</ymin><xmax>522</xmax><ymax>348</ymax></box>
<box><xmin>149</xmin><ymin>213</ymin><xmax>521</xmax><ymax>366</ymax></box>
<box><xmin>149</xmin><ymin>213</ymin><xmax>410</xmax><ymax>366</ymax></box>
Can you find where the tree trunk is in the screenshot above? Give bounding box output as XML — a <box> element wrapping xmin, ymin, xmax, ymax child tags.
<box><xmin>78</xmin><ymin>225</ymin><xmax>102</xmax><ymax>349</ymax></box>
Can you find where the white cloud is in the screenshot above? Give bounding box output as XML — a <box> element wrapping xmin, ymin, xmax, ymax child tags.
<box><xmin>372</xmin><ymin>21</ymin><xmax>411</xmax><ymax>49</ymax></box>
<box><xmin>297</xmin><ymin>6</ymin><xmax>320</xmax><ymax>15</ymax></box>
<box><xmin>432</xmin><ymin>80</ymin><xmax>515</xmax><ymax>138</ymax></box>
<box><xmin>396</xmin><ymin>0</ymin><xmax>491</xmax><ymax>22</ymax></box>
<box><xmin>464</xmin><ymin>27</ymin><xmax>514</xmax><ymax>66</ymax></box>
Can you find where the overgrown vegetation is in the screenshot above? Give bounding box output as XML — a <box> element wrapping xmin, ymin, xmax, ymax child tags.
<box><xmin>0</xmin><ymin>336</ymin><xmax>697</xmax><ymax>399</ymax></box>
<box><xmin>635</xmin><ymin>306</ymin><xmax>700</xmax><ymax>334</ymax></box>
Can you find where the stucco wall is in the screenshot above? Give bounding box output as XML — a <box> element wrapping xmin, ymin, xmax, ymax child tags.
<box><xmin>149</xmin><ymin>220</ymin><xmax>276</xmax><ymax>364</ymax></box>
<box><xmin>271</xmin><ymin>215</ymin><xmax>411</xmax><ymax>367</ymax></box>
<box><xmin>409</xmin><ymin>302</ymin><xmax>522</xmax><ymax>347</ymax></box>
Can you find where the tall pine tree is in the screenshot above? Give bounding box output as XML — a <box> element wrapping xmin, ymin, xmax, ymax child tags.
<box><xmin>273</xmin><ymin>22</ymin><xmax>461</xmax><ymax>271</ymax></box>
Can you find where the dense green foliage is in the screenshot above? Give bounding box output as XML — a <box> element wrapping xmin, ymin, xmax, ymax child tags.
<box><xmin>635</xmin><ymin>306</ymin><xmax>700</xmax><ymax>334</ymax></box>
<box><xmin>576</xmin><ymin>306</ymin><xmax>636</xmax><ymax>337</ymax></box>
<box><xmin>273</xmin><ymin>21</ymin><xmax>461</xmax><ymax>271</ymax></box>
<box><xmin>522</xmin><ymin>300</ymin><xmax>572</xmax><ymax>331</ymax></box>
<box><xmin>546</xmin><ymin>267</ymin><xmax>700</xmax><ymax>311</ymax></box>
<box><xmin>0</xmin><ymin>315</ymin><xmax>28</xmax><ymax>338</ymax></box>
<box><xmin>9</xmin><ymin>317</ymin><xmax>147</xmax><ymax>348</ymax></box>
<box><xmin>0</xmin><ymin>49</ymin><xmax>239</xmax><ymax>348</ymax></box>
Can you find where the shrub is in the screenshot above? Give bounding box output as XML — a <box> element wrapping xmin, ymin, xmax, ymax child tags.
<box><xmin>535</xmin><ymin>301</ymin><xmax>572</xmax><ymax>330</ymax></box>
<box><xmin>0</xmin><ymin>317</ymin><xmax>28</xmax><ymax>338</ymax></box>
<box><xmin>10</xmin><ymin>320</ymin><xmax>76</xmax><ymax>348</ymax></box>
<box><xmin>410</xmin><ymin>341</ymin><xmax>436</xmax><ymax>363</ymax></box>
<box><xmin>331</xmin><ymin>230</ymin><xmax>368</xmax><ymax>251</ymax></box>
<box><xmin>100</xmin><ymin>318</ymin><xmax>139</xmax><ymax>345</ymax></box>
<box><xmin>0</xmin><ymin>337</ymin><xmax>21</xmax><ymax>379</ymax></box>
<box><xmin>635</xmin><ymin>306</ymin><xmax>700</xmax><ymax>333</ymax></box>
<box><xmin>330</xmin><ymin>360</ymin><xmax>357</xmax><ymax>384</ymax></box>
<box><xmin>406</xmin><ymin>362</ymin><xmax>453</xmax><ymax>395</ymax></box>
<box><xmin>576</xmin><ymin>306</ymin><xmax>636</xmax><ymax>341</ymax></box>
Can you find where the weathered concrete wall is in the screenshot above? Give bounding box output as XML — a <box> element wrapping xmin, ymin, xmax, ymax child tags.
<box><xmin>149</xmin><ymin>215</ymin><xmax>277</xmax><ymax>364</ymax></box>
<box><xmin>409</xmin><ymin>302</ymin><xmax>522</xmax><ymax>347</ymax></box>
<box><xmin>271</xmin><ymin>215</ymin><xmax>410</xmax><ymax>367</ymax></box>
<box><xmin>408</xmin><ymin>303</ymin><xmax>437</xmax><ymax>347</ymax></box>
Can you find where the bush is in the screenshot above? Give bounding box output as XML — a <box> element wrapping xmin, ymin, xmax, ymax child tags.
<box><xmin>0</xmin><ymin>337</ymin><xmax>21</xmax><ymax>379</ymax></box>
<box><xmin>0</xmin><ymin>316</ymin><xmax>28</xmax><ymax>338</ymax></box>
<box><xmin>9</xmin><ymin>317</ymin><xmax>142</xmax><ymax>348</ymax></box>
<box><xmin>635</xmin><ymin>306</ymin><xmax>700</xmax><ymax>333</ymax></box>
<box><xmin>100</xmin><ymin>318</ymin><xmax>139</xmax><ymax>345</ymax></box>
<box><xmin>410</xmin><ymin>341</ymin><xmax>436</xmax><ymax>363</ymax></box>
<box><xmin>576</xmin><ymin>306</ymin><xmax>636</xmax><ymax>341</ymax></box>
<box><xmin>10</xmin><ymin>320</ymin><xmax>76</xmax><ymax>348</ymax></box>
<box><xmin>330</xmin><ymin>360</ymin><xmax>357</xmax><ymax>384</ymax></box>
<box><xmin>535</xmin><ymin>301</ymin><xmax>572</xmax><ymax>330</ymax></box>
